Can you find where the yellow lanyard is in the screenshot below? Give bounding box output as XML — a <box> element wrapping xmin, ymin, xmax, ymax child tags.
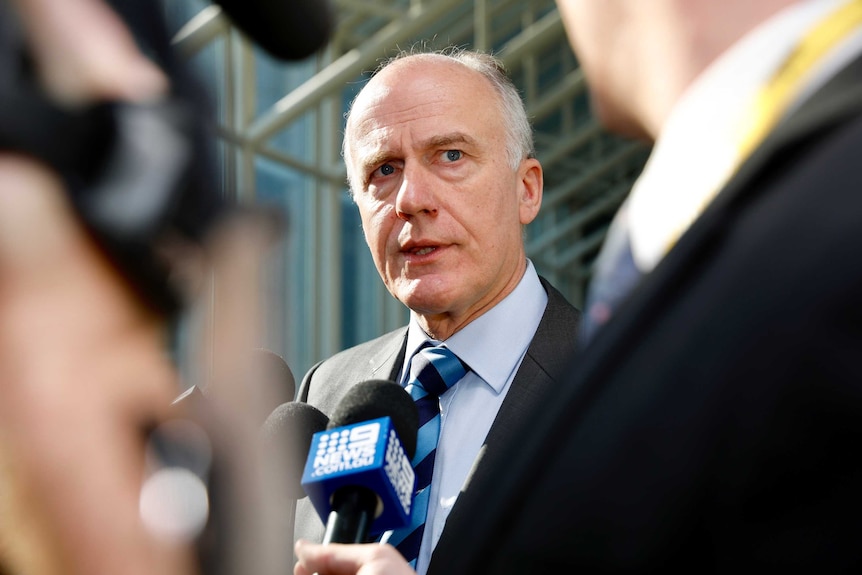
<box><xmin>738</xmin><ymin>0</ymin><xmax>862</xmax><ymax>158</ymax></box>
<box><xmin>663</xmin><ymin>0</ymin><xmax>862</xmax><ymax>256</ymax></box>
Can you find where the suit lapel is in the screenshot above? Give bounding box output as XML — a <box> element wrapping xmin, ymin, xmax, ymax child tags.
<box><xmin>428</xmin><ymin>51</ymin><xmax>862</xmax><ymax>575</ymax></box>
<box><xmin>429</xmin><ymin>280</ymin><xmax>580</xmax><ymax>569</ymax></box>
<box><xmin>367</xmin><ymin>330</ymin><xmax>407</xmax><ymax>381</ymax></box>
<box><xmin>588</xmin><ymin>50</ymin><xmax>862</xmax><ymax>378</ymax></box>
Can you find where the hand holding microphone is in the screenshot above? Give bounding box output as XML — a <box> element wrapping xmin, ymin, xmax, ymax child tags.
<box><xmin>294</xmin><ymin>538</ymin><xmax>418</xmax><ymax>575</ymax></box>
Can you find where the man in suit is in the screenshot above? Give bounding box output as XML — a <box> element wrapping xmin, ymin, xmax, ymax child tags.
<box><xmin>292</xmin><ymin>49</ymin><xmax>580</xmax><ymax>574</ymax></box>
<box><xmin>295</xmin><ymin>0</ymin><xmax>862</xmax><ymax>573</ymax></box>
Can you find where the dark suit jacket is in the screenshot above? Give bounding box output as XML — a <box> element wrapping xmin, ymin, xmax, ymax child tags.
<box><xmin>430</xmin><ymin>55</ymin><xmax>862</xmax><ymax>574</ymax></box>
<box><xmin>293</xmin><ymin>277</ymin><xmax>580</xmax><ymax>559</ymax></box>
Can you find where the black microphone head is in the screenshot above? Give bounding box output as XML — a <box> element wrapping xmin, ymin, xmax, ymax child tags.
<box><xmin>262</xmin><ymin>401</ymin><xmax>329</xmax><ymax>500</ymax></box>
<box><xmin>213</xmin><ymin>0</ymin><xmax>334</xmax><ymax>61</ymax></box>
<box><xmin>254</xmin><ymin>348</ymin><xmax>296</xmax><ymax>404</ymax></box>
<box><xmin>328</xmin><ymin>380</ymin><xmax>419</xmax><ymax>460</ymax></box>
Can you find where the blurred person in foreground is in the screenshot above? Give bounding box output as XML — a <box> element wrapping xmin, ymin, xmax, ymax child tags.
<box><xmin>0</xmin><ymin>0</ymin><xmax>193</xmax><ymax>572</ymax></box>
<box><xmin>292</xmin><ymin>49</ymin><xmax>580</xmax><ymax>575</ymax></box>
<box><xmin>0</xmin><ymin>1</ymin><xmax>284</xmax><ymax>574</ymax></box>
<box><xmin>294</xmin><ymin>0</ymin><xmax>862</xmax><ymax>573</ymax></box>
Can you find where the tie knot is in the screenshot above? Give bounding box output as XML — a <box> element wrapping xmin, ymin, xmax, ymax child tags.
<box><xmin>408</xmin><ymin>344</ymin><xmax>467</xmax><ymax>396</ymax></box>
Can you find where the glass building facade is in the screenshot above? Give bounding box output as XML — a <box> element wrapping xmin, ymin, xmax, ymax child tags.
<box><xmin>161</xmin><ymin>0</ymin><xmax>649</xmax><ymax>382</ymax></box>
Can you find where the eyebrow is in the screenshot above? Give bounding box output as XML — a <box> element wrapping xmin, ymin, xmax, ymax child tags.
<box><xmin>417</xmin><ymin>132</ymin><xmax>479</xmax><ymax>150</ymax></box>
<box><xmin>354</xmin><ymin>150</ymin><xmax>396</xmax><ymax>181</ymax></box>
<box><xmin>357</xmin><ymin>131</ymin><xmax>479</xmax><ymax>170</ymax></box>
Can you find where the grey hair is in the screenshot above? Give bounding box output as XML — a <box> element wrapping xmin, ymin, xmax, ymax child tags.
<box><xmin>342</xmin><ymin>47</ymin><xmax>535</xmax><ymax>196</ymax></box>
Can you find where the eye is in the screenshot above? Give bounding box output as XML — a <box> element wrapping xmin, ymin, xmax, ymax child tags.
<box><xmin>442</xmin><ymin>150</ymin><xmax>462</xmax><ymax>162</ymax></box>
<box><xmin>369</xmin><ymin>163</ymin><xmax>397</xmax><ymax>181</ymax></box>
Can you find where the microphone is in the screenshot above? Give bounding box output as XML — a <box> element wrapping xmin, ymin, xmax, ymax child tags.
<box><xmin>252</xmin><ymin>348</ymin><xmax>297</xmax><ymax>425</ymax></box>
<box><xmin>301</xmin><ymin>380</ymin><xmax>419</xmax><ymax>544</ymax></box>
<box><xmin>212</xmin><ymin>0</ymin><xmax>334</xmax><ymax>61</ymax></box>
<box><xmin>163</xmin><ymin>350</ymin><xmax>302</xmax><ymax>574</ymax></box>
<box><xmin>261</xmin><ymin>402</ymin><xmax>329</xmax><ymax>500</ymax></box>
<box><xmin>259</xmin><ymin>401</ymin><xmax>329</xmax><ymax>570</ymax></box>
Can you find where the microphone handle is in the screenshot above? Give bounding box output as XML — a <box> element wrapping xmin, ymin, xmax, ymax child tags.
<box><xmin>322</xmin><ymin>487</ymin><xmax>378</xmax><ymax>544</ymax></box>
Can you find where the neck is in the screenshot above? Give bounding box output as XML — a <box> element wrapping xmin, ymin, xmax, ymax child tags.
<box><xmin>632</xmin><ymin>0</ymin><xmax>798</xmax><ymax>140</ymax></box>
<box><xmin>413</xmin><ymin>259</ymin><xmax>527</xmax><ymax>341</ymax></box>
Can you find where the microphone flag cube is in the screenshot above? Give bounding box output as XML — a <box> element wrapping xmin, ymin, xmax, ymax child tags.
<box><xmin>301</xmin><ymin>416</ymin><xmax>415</xmax><ymax>534</ymax></box>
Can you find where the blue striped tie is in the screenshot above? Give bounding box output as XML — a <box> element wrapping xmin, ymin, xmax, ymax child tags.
<box><xmin>386</xmin><ymin>344</ymin><xmax>467</xmax><ymax>567</ymax></box>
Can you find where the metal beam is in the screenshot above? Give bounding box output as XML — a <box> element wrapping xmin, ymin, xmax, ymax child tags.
<box><xmin>498</xmin><ymin>10</ymin><xmax>565</xmax><ymax>70</ymax></box>
<box><xmin>527</xmin><ymin>68</ymin><xmax>587</xmax><ymax>124</ymax></box>
<box><xmin>541</xmin><ymin>141</ymin><xmax>645</xmax><ymax>211</ymax></box>
<box><xmin>172</xmin><ymin>6</ymin><xmax>229</xmax><ymax>58</ymax></box>
<box><xmin>246</xmin><ymin>0</ymin><xmax>465</xmax><ymax>146</ymax></box>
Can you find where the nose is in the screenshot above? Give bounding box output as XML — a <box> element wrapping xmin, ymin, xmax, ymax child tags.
<box><xmin>394</xmin><ymin>165</ymin><xmax>438</xmax><ymax>221</ymax></box>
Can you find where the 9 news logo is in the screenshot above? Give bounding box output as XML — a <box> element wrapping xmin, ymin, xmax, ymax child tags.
<box><xmin>311</xmin><ymin>422</ymin><xmax>379</xmax><ymax>476</ymax></box>
<box><xmin>302</xmin><ymin>417</ymin><xmax>417</xmax><ymax>530</ymax></box>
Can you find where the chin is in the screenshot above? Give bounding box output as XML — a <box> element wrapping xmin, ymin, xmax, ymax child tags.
<box><xmin>401</xmin><ymin>295</ymin><xmax>448</xmax><ymax>316</ymax></box>
<box><xmin>396</xmin><ymin>286</ymin><xmax>452</xmax><ymax>317</ymax></box>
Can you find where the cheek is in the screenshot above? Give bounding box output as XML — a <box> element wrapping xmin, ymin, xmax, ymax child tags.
<box><xmin>358</xmin><ymin>203</ymin><xmax>395</xmax><ymax>254</ymax></box>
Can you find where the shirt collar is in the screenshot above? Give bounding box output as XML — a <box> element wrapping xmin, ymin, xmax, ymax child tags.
<box><xmin>626</xmin><ymin>0</ymin><xmax>861</xmax><ymax>272</ymax></box>
<box><xmin>403</xmin><ymin>260</ymin><xmax>547</xmax><ymax>394</ymax></box>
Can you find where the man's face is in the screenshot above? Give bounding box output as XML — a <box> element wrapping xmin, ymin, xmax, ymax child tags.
<box><xmin>346</xmin><ymin>56</ymin><xmax>542</xmax><ymax>336</ymax></box>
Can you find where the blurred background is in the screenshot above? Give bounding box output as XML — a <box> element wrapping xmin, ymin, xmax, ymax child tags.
<box><xmin>161</xmin><ymin>0</ymin><xmax>651</xmax><ymax>381</ymax></box>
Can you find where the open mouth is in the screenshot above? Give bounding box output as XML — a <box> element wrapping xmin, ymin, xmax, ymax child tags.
<box><xmin>411</xmin><ymin>246</ymin><xmax>436</xmax><ymax>255</ymax></box>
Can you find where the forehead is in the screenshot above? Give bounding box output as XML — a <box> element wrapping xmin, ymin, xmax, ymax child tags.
<box><xmin>347</xmin><ymin>58</ymin><xmax>504</xmax><ymax>160</ymax></box>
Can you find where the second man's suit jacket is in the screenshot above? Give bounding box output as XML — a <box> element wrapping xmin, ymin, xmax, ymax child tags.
<box><xmin>429</xmin><ymin>49</ymin><xmax>862</xmax><ymax>575</ymax></box>
<box><xmin>292</xmin><ymin>277</ymin><xmax>580</xmax><ymax>562</ymax></box>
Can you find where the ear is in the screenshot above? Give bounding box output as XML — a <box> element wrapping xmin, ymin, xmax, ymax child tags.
<box><xmin>517</xmin><ymin>157</ymin><xmax>543</xmax><ymax>225</ymax></box>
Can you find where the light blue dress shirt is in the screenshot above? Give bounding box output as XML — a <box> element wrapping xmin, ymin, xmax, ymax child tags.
<box><xmin>394</xmin><ymin>259</ymin><xmax>547</xmax><ymax>575</ymax></box>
